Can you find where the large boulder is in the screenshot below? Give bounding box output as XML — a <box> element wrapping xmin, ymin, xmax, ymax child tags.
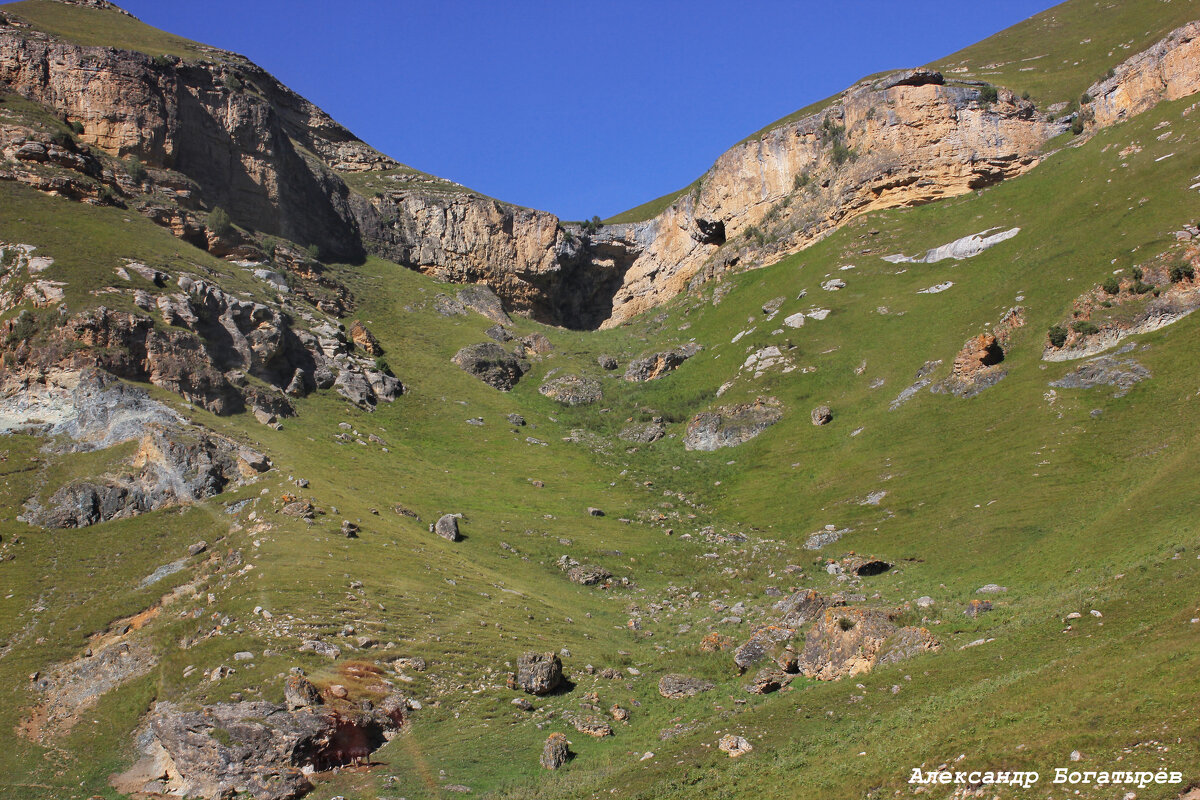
<box><xmin>284</xmin><ymin>673</ymin><xmax>321</xmax><ymax>711</ymax></box>
<box><xmin>796</xmin><ymin>607</ymin><xmax>938</xmax><ymax>681</ymax></box>
<box><xmin>514</xmin><ymin>652</ymin><xmax>563</xmax><ymax>695</ymax></box>
<box><xmin>112</xmin><ymin>699</ymin><xmax>407</xmax><ymax>800</ymax></box>
<box><xmin>348</xmin><ymin>320</ymin><xmax>383</xmax><ymax>355</ymax></box>
<box><xmin>452</xmin><ymin>343</ymin><xmax>528</xmax><ymax>391</ymax></box>
<box><xmin>657</xmin><ymin>674</ymin><xmax>715</xmax><ymax>699</ymax></box>
<box><xmin>541</xmin><ymin>732</ymin><xmax>570</xmax><ymax>769</ymax></box>
<box><xmin>432</xmin><ymin>514</ymin><xmax>461</xmax><ymax>542</ymax></box>
<box><xmin>623</xmin><ymin>343</ymin><xmax>702</xmax><ymax>382</ymax></box>
<box><xmin>538</xmin><ymin>375</ymin><xmax>601</xmax><ymax>406</ymax></box>
<box><xmin>683</xmin><ymin>398</ymin><xmax>783</xmax><ymax>451</ymax></box>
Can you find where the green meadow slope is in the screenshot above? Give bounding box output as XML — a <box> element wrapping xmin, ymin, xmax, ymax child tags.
<box><xmin>0</xmin><ymin>1</ymin><xmax>1198</xmax><ymax>799</ymax></box>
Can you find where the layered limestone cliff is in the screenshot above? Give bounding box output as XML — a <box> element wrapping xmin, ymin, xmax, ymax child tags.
<box><xmin>1084</xmin><ymin>20</ymin><xmax>1200</xmax><ymax>128</ymax></box>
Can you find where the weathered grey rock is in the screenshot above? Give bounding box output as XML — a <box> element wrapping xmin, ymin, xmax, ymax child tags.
<box><xmin>618</xmin><ymin>422</ymin><xmax>665</xmax><ymax>443</ymax></box>
<box><xmin>433</xmin><ymin>514</ymin><xmax>461</xmax><ymax>542</ymax></box>
<box><xmin>965</xmin><ymin>599</ymin><xmax>993</xmax><ymax>617</ymax></box>
<box><xmin>718</xmin><ymin>734</ymin><xmax>753</xmax><ymax>757</ymax></box>
<box><xmin>623</xmin><ymin>343</ymin><xmax>702</xmax><ymax>382</ymax></box>
<box><xmin>1049</xmin><ymin>356</ymin><xmax>1151</xmax><ymax>398</ymax></box>
<box><xmin>298</xmin><ymin>640</ymin><xmax>340</xmax><ymax>660</ymax></box>
<box><xmin>284</xmin><ymin>673</ymin><xmax>321</xmax><ymax>710</ymax></box>
<box><xmin>457</xmin><ymin>284</ymin><xmax>511</xmax><ymax>324</ymax></box>
<box><xmin>452</xmin><ymin>342</ymin><xmax>528</xmax><ymax>391</ymax></box>
<box><xmin>485</xmin><ymin>324</ymin><xmax>513</xmax><ymax>343</ymax></box>
<box><xmin>113</xmin><ymin>698</ymin><xmax>406</xmax><ymax>800</ymax></box>
<box><xmin>539</xmin><ymin>374</ymin><xmax>601</xmax><ymax>406</ymax></box>
<box><xmin>505</xmin><ymin>413</ymin><xmax>526</xmax><ymax>426</ymax></box>
<box><xmin>810</xmin><ymin>405</ymin><xmax>833</xmax><ymax>426</ymax></box>
<box><xmin>541</xmin><ymin>732</ymin><xmax>570</xmax><ymax>769</ymax></box>
<box><xmin>657</xmin><ymin>674</ymin><xmax>714</xmax><ymax>699</ymax></box>
<box><xmin>597</xmin><ymin>354</ymin><xmax>618</xmax><ymax>370</ymax></box>
<box><xmin>683</xmin><ymin>398</ymin><xmax>783</xmax><ymax>451</ymax></box>
<box><xmin>746</xmin><ymin>666</ymin><xmax>790</xmax><ymax>694</ymax></box>
<box><xmin>572</xmin><ymin>715</ymin><xmax>613</xmax><ymax>737</ymax></box>
<box><xmin>515</xmin><ymin>652</ymin><xmax>563</xmax><ymax>695</ymax></box>
<box><xmin>566</xmin><ymin>564</ymin><xmax>612</xmax><ymax>586</ymax></box>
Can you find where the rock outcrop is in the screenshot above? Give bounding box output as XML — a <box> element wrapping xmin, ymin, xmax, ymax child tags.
<box><xmin>113</xmin><ymin>697</ymin><xmax>410</xmax><ymax>800</ymax></box>
<box><xmin>0</xmin><ymin>369</ymin><xmax>271</xmax><ymax>528</ymax></box>
<box><xmin>452</xmin><ymin>342</ymin><xmax>529</xmax><ymax>390</ymax></box>
<box><xmin>1084</xmin><ymin>21</ymin><xmax>1200</xmax><ymax>129</ymax></box>
<box><xmin>797</xmin><ymin>607</ymin><xmax>939</xmax><ymax>681</ymax></box>
<box><xmin>683</xmin><ymin>398</ymin><xmax>783</xmax><ymax>451</ymax></box>
<box><xmin>538</xmin><ymin>374</ymin><xmax>601</xmax><ymax>406</ymax></box>
<box><xmin>3</xmin><ymin>9</ymin><xmax>1198</xmax><ymax>330</ymax></box>
<box><xmin>623</xmin><ymin>343</ymin><xmax>702</xmax><ymax>382</ymax></box>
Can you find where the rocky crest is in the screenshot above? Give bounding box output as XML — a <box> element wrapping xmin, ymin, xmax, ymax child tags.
<box><xmin>3</xmin><ymin>6</ymin><xmax>1199</xmax><ymax>329</ymax></box>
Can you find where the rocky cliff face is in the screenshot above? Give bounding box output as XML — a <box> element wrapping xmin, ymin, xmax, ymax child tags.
<box><xmin>2</xmin><ymin>3</ymin><xmax>1199</xmax><ymax>331</ymax></box>
<box><xmin>1085</xmin><ymin>20</ymin><xmax>1200</xmax><ymax>128</ymax></box>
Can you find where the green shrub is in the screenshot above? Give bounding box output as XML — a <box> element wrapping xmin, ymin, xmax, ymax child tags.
<box><xmin>978</xmin><ymin>85</ymin><xmax>999</xmax><ymax>105</ymax></box>
<box><xmin>374</xmin><ymin>357</ymin><xmax>394</xmax><ymax>376</ymax></box>
<box><xmin>152</xmin><ymin>54</ymin><xmax>172</xmax><ymax>68</ymax></box>
<box><xmin>1132</xmin><ymin>280</ymin><xmax>1153</xmax><ymax>294</ymax></box>
<box><xmin>305</xmin><ymin>243</ymin><xmax>321</xmax><ymax>261</ymax></box>
<box><xmin>222</xmin><ymin>72</ymin><xmax>243</xmax><ymax>92</ymax></box>
<box><xmin>49</xmin><ymin>130</ymin><xmax>73</xmax><ymax>148</ymax></box>
<box><xmin>208</xmin><ymin>206</ymin><xmax>233</xmax><ymax>238</ymax></box>
<box><xmin>838</xmin><ymin>617</ymin><xmax>856</xmax><ymax>631</ymax></box>
<box><xmin>793</xmin><ymin>171</ymin><xmax>810</xmax><ymax>191</ymax></box>
<box><xmin>1101</xmin><ymin>276</ymin><xmax>1121</xmax><ymax>295</ymax></box>
<box><xmin>3</xmin><ymin>310</ymin><xmax>37</xmax><ymax>347</ymax></box>
<box><xmin>126</xmin><ymin>156</ymin><xmax>147</xmax><ymax>183</ymax></box>
<box><xmin>1070</xmin><ymin>115</ymin><xmax>1085</xmax><ymax>135</ymax></box>
<box><xmin>1169</xmin><ymin>264</ymin><xmax>1194</xmax><ymax>283</ymax></box>
<box><xmin>831</xmin><ymin>140</ymin><xmax>852</xmax><ymax>166</ymax></box>
<box><xmin>1080</xmin><ymin>92</ymin><xmax>1093</xmax><ymax>105</ymax></box>
<box><xmin>1047</xmin><ymin>325</ymin><xmax>1069</xmax><ymax>348</ymax></box>
<box><xmin>580</xmin><ymin>215</ymin><xmax>604</xmax><ymax>234</ymax></box>
<box><xmin>1131</xmin><ymin>266</ymin><xmax>1143</xmax><ymax>280</ymax></box>
<box><xmin>1071</xmin><ymin>320</ymin><xmax>1100</xmax><ymax>336</ymax></box>
<box><xmin>743</xmin><ymin>225</ymin><xmax>766</xmax><ymax>247</ymax></box>
<box><xmin>68</xmin><ymin>120</ymin><xmax>84</xmax><ymax>135</ymax></box>
<box><xmin>1106</xmin><ymin>67</ymin><xmax>1116</xmax><ymax>80</ymax></box>
<box><xmin>1021</xmin><ymin>91</ymin><xmax>1031</xmax><ymax>101</ymax></box>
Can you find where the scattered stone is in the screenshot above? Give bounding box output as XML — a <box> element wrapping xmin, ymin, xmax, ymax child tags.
<box><xmin>965</xmin><ymin>599</ymin><xmax>993</xmax><ymax>618</ymax></box>
<box><xmin>657</xmin><ymin>674</ymin><xmax>715</xmax><ymax>699</ymax></box>
<box><xmin>597</xmin><ymin>354</ymin><xmax>618</xmax><ymax>370</ymax></box>
<box><xmin>506</xmin><ymin>413</ymin><xmax>526</xmax><ymax>426</ymax></box>
<box><xmin>541</xmin><ymin>732</ymin><xmax>570</xmax><ymax>769</ymax></box>
<box><xmin>618</xmin><ymin>422</ymin><xmax>666</xmax><ymax>443</ymax></box>
<box><xmin>916</xmin><ymin>596</ymin><xmax>935</xmax><ymax>609</ymax></box>
<box><xmin>572</xmin><ymin>716</ymin><xmax>613</xmax><ymax>737</ymax></box>
<box><xmin>610</xmin><ymin>704</ymin><xmax>629</xmax><ymax>722</ymax></box>
<box><xmin>341</xmin><ymin>520</ymin><xmax>359</xmax><ymax>538</ymax></box>
<box><xmin>821</xmin><ymin>278</ymin><xmax>846</xmax><ymax>291</ymax></box>
<box><xmin>512</xmin><ymin>697</ymin><xmax>534</xmax><ymax>711</ymax></box>
<box><xmin>783</xmin><ymin>312</ymin><xmax>806</xmax><ymax>328</ymax></box>
<box><xmin>187</xmin><ymin>540</ymin><xmax>208</xmax><ymax>556</ymax></box>
<box><xmin>587</xmin><ymin>507</ymin><xmax>604</xmax><ymax>517</ymax></box>
<box><xmin>298</xmin><ymin>640</ymin><xmax>340</xmax><ymax>660</ymax></box>
<box><xmin>718</xmin><ymin>734</ymin><xmax>753</xmax><ymax>758</ymax></box>
<box><xmin>810</xmin><ymin>405</ymin><xmax>832</xmax><ymax>426</ymax></box>
<box><xmin>976</xmin><ymin>584</ymin><xmax>1008</xmax><ymax>594</ymax></box>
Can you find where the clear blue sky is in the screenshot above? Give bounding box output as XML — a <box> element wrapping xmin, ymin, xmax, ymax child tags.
<box><xmin>119</xmin><ymin>0</ymin><xmax>1059</xmax><ymax>220</ymax></box>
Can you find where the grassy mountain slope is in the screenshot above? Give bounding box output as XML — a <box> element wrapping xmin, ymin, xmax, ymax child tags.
<box><xmin>0</xmin><ymin>2</ymin><xmax>1199</xmax><ymax>800</ymax></box>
